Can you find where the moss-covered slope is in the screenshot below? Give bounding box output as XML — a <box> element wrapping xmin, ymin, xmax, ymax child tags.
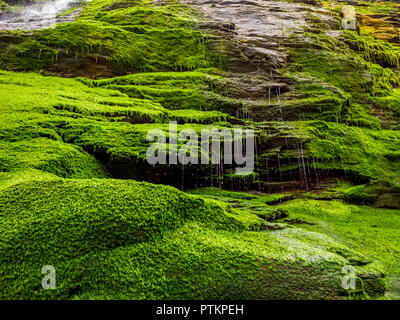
<box><xmin>0</xmin><ymin>173</ymin><xmax>387</xmax><ymax>299</ymax></box>
<box><xmin>0</xmin><ymin>0</ymin><xmax>399</xmax><ymax>300</ymax></box>
<box><xmin>0</xmin><ymin>0</ymin><xmax>215</xmax><ymax>76</ymax></box>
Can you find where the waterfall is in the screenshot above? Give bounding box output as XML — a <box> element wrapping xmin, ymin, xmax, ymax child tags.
<box><xmin>21</xmin><ymin>0</ymin><xmax>75</xmax><ymax>19</ymax></box>
<box><xmin>0</xmin><ymin>0</ymin><xmax>85</xmax><ymax>30</ymax></box>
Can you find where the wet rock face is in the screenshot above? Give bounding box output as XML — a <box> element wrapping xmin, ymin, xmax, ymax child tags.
<box><xmin>191</xmin><ymin>0</ymin><xmax>335</xmax><ymax>74</ymax></box>
<box><xmin>187</xmin><ymin>0</ymin><xmax>340</xmax><ymax>126</ymax></box>
<box><xmin>376</xmin><ymin>193</ymin><xmax>400</xmax><ymax>209</ymax></box>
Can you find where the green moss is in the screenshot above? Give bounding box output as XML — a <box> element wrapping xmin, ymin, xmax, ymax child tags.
<box><xmin>250</xmin><ymin>118</ymin><xmax>400</xmax><ymax>194</ymax></box>
<box><xmin>288</xmin><ymin>44</ymin><xmax>397</xmax><ymax>100</ymax></box>
<box><xmin>286</xmin><ymin>31</ymin><xmax>400</xmax><ymax>129</ymax></box>
<box><xmin>0</xmin><ymin>70</ymin><xmax>241</xmax><ymax>174</ymax></box>
<box><xmin>0</xmin><ymin>0</ymin><xmax>399</xmax><ymax>300</ymax></box>
<box><xmin>372</xmin><ymin>88</ymin><xmax>400</xmax><ymax>117</ymax></box>
<box><xmin>0</xmin><ymin>38</ymin><xmax>59</xmax><ymax>71</ymax></box>
<box><xmin>303</xmin><ymin>121</ymin><xmax>400</xmax><ymax>187</ymax></box>
<box><xmin>0</xmin><ymin>0</ymin><xmax>22</xmax><ymax>12</ymax></box>
<box><xmin>0</xmin><ymin>0</ymin><xmax>215</xmax><ymax>73</ymax></box>
<box><xmin>254</xmin><ymin>28</ymin><xmax>399</xmax><ymax>189</ymax></box>
<box><xmin>341</xmin><ymin>31</ymin><xmax>400</xmax><ymax>70</ymax></box>
<box><xmin>91</xmin><ymin>71</ymin><xmax>243</xmax><ymax>114</ymax></box>
<box><xmin>354</xmin><ymin>1</ymin><xmax>400</xmax><ymax>16</ymax></box>
<box><xmin>280</xmin><ymin>198</ymin><xmax>400</xmax><ymax>297</ymax></box>
<box><xmin>188</xmin><ymin>188</ymin><xmax>290</xmax><ymax>221</ymax></box>
<box><xmin>56</xmin><ymin>0</ymin><xmax>86</xmax><ymax>17</ymax></box>
<box><xmin>0</xmin><ymin>0</ymin><xmax>11</xmax><ymax>12</ymax></box>
<box><xmin>0</xmin><ymin>176</ymin><xmax>386</xmax><ymax>299</ymax></box>
<box><xmin>0</xmin><ymin>70</ymin><xmax>171</xmax><ymax>124</ymax></box>
<box><xmin>0</xmin><ymin>138</ymin><xmax>106</xmax><ymax>178</ymax></box>
<box><xmin>340</xmin><ymin>184</ymin><xmax>376</xmax><ymax>203</ymax></box>
<box><xmin>170</xmin><ymin>109</ymin><xmax>229</xmax><ymax>124</ymax></box>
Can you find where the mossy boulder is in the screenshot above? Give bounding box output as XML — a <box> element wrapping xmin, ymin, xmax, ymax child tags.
<box><xmin>0</xmin><ymin>174</ymin><xmax>386</xmax><ymax>299</ymax></box>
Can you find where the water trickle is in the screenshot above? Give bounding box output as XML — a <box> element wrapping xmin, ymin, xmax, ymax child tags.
<box><xmin>298</xmin><ymin>142</ymin><xmax>309</xmax><ymax>191</ymax></box>
<box><xmin>217</xmin><ymin>160</ymin><xmax>223</xmax><ymax>190</ymax></box>
<box><xmin>312</xmin><ymin>157</ymin><xmax>320</xmax><ymax>188</ymax></box>
<box><xmin>277</xmin><ymin>154</ymin><xmax>283</xmax><ymax>189</ymax></box>
<box><xmin>276</xmin><ymin>86</ymin><xmax>283</xmax><ymax>122</ymax></box>
<box><xmin>268</xmin><ymin>87</ymin><xmax>271</xmax><ymax>105</ymax></box>
<box><xmin>181</xmin><ymin>164</ymin><xmax>184</xmax><ymax>191</ymax></box>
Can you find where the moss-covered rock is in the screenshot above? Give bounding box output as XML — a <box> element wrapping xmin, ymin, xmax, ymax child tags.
<box><xmin>0</xmin><ymin>0</ymin><xmax>215</xmax><ymax>75</ymax></box>
<box><xmin>0</xmin><ymin>175</ymin><xmax>386</xmax><ymax>299</ymax></box>
<box><xmin>0</xmin><ymin>0</ymin><xmax>399</xmax><ymax>300</ymax></box>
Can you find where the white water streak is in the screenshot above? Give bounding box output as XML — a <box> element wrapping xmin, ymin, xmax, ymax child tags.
<box><xmin>0</xmin><ymin>0</ymin><xmax>82</xmax><ymax>30</ymax></box>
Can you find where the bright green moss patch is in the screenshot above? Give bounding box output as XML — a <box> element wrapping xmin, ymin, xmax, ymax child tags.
<box><xmin>0</xmin><ymin>169</ymin><xmax>60</xmax><ymax>190</ymax></box>
<box><xmin>170</xmin><ymin>109</ymin><xmax>229</xmax><ymax>124</ymax></box>
<box><xmin>303</xmin><ymin>121</ymin><xmax>400</xmax><ymax>187</ymax></box>
<box><xmin>0</xmin><ymin>178</ymin><xmax>247</xmax><ymax>263</ymax></box>
<box><xmin>341</xmin><ymin>31</ymin><xmax>400</xmax><ymax>69</ymax></box>
<box><xmin>0</xmin><ymin>0</ymin><xmax>22</xmax><ymax>13</ymax></box>
<box><xmin>288</xmin><ymin>46</ymin><xmax>397</xmax><ymax>100</ymax></box>
<box><xmin>0</xmin><ymin>70</ymin><xmax>169</xmax><ymax>122</ymax></box>
<box><xmin>0</xmin><ymin>0</ymin><xmax>12</xmax><ymax>12</ymax></box>
<box><xmin>0</xmin><ymin>138</ymin><xmax>106</xmax><ymax>178</ymax></box>
<box><xmin>0</xmin><ymin>38</ymin><xmax>59</xmax><ymax>71</ymax></box>
<box><xmin>0</xmin><ymin>70</ymin><xmax>239</xmax><ymax>174</ymax></box>
<box><xmin>188</xmin><ymin>186</ymin><xmax>282</xmax><ymax>203</ymax></box>
<box><xmin>372</xmin><ymin>88</ymin><xmax>400</xmax><ymax>117</ymax></box>
<box><xmin>92</xmin><ymin>3</ymin><xmax>197</xmax><ymax>28</ymax></box>
<box><xmin>188</xmin><ymin>187</ymin><xmax>293</xmax><ymax>221</ymax></box>
<box><xmin>90</xmin><ymin>71</ymin><xmax>243</xmax><ymax>114</ymax></box>
<box><xmin>0</xmin><ymin>70</ymin><xmax>177</xmax><ymax>176</ymax></box>
<box><xmin>0</xmin><ymin>177</ymin><xmax>386</xmax><ymax>299</ymax></box>
<box><xmin>287</xmin><ymin>31</ymin><xmax>400</xmax><ymax>129</ymax></box>
<box><xmin>279</xmin><ymin>198</ymin><xmax>400</xmax><ymax>297</ymax></box>
<box><xmin>99</xmin><ymin>83</ymin><xmax>238</xmax><ymax>112</ymax></box>
<box><xmin>60</xmin><ymin>120</ymin><xmax>236</xmax><ymax>163</ymax></box>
